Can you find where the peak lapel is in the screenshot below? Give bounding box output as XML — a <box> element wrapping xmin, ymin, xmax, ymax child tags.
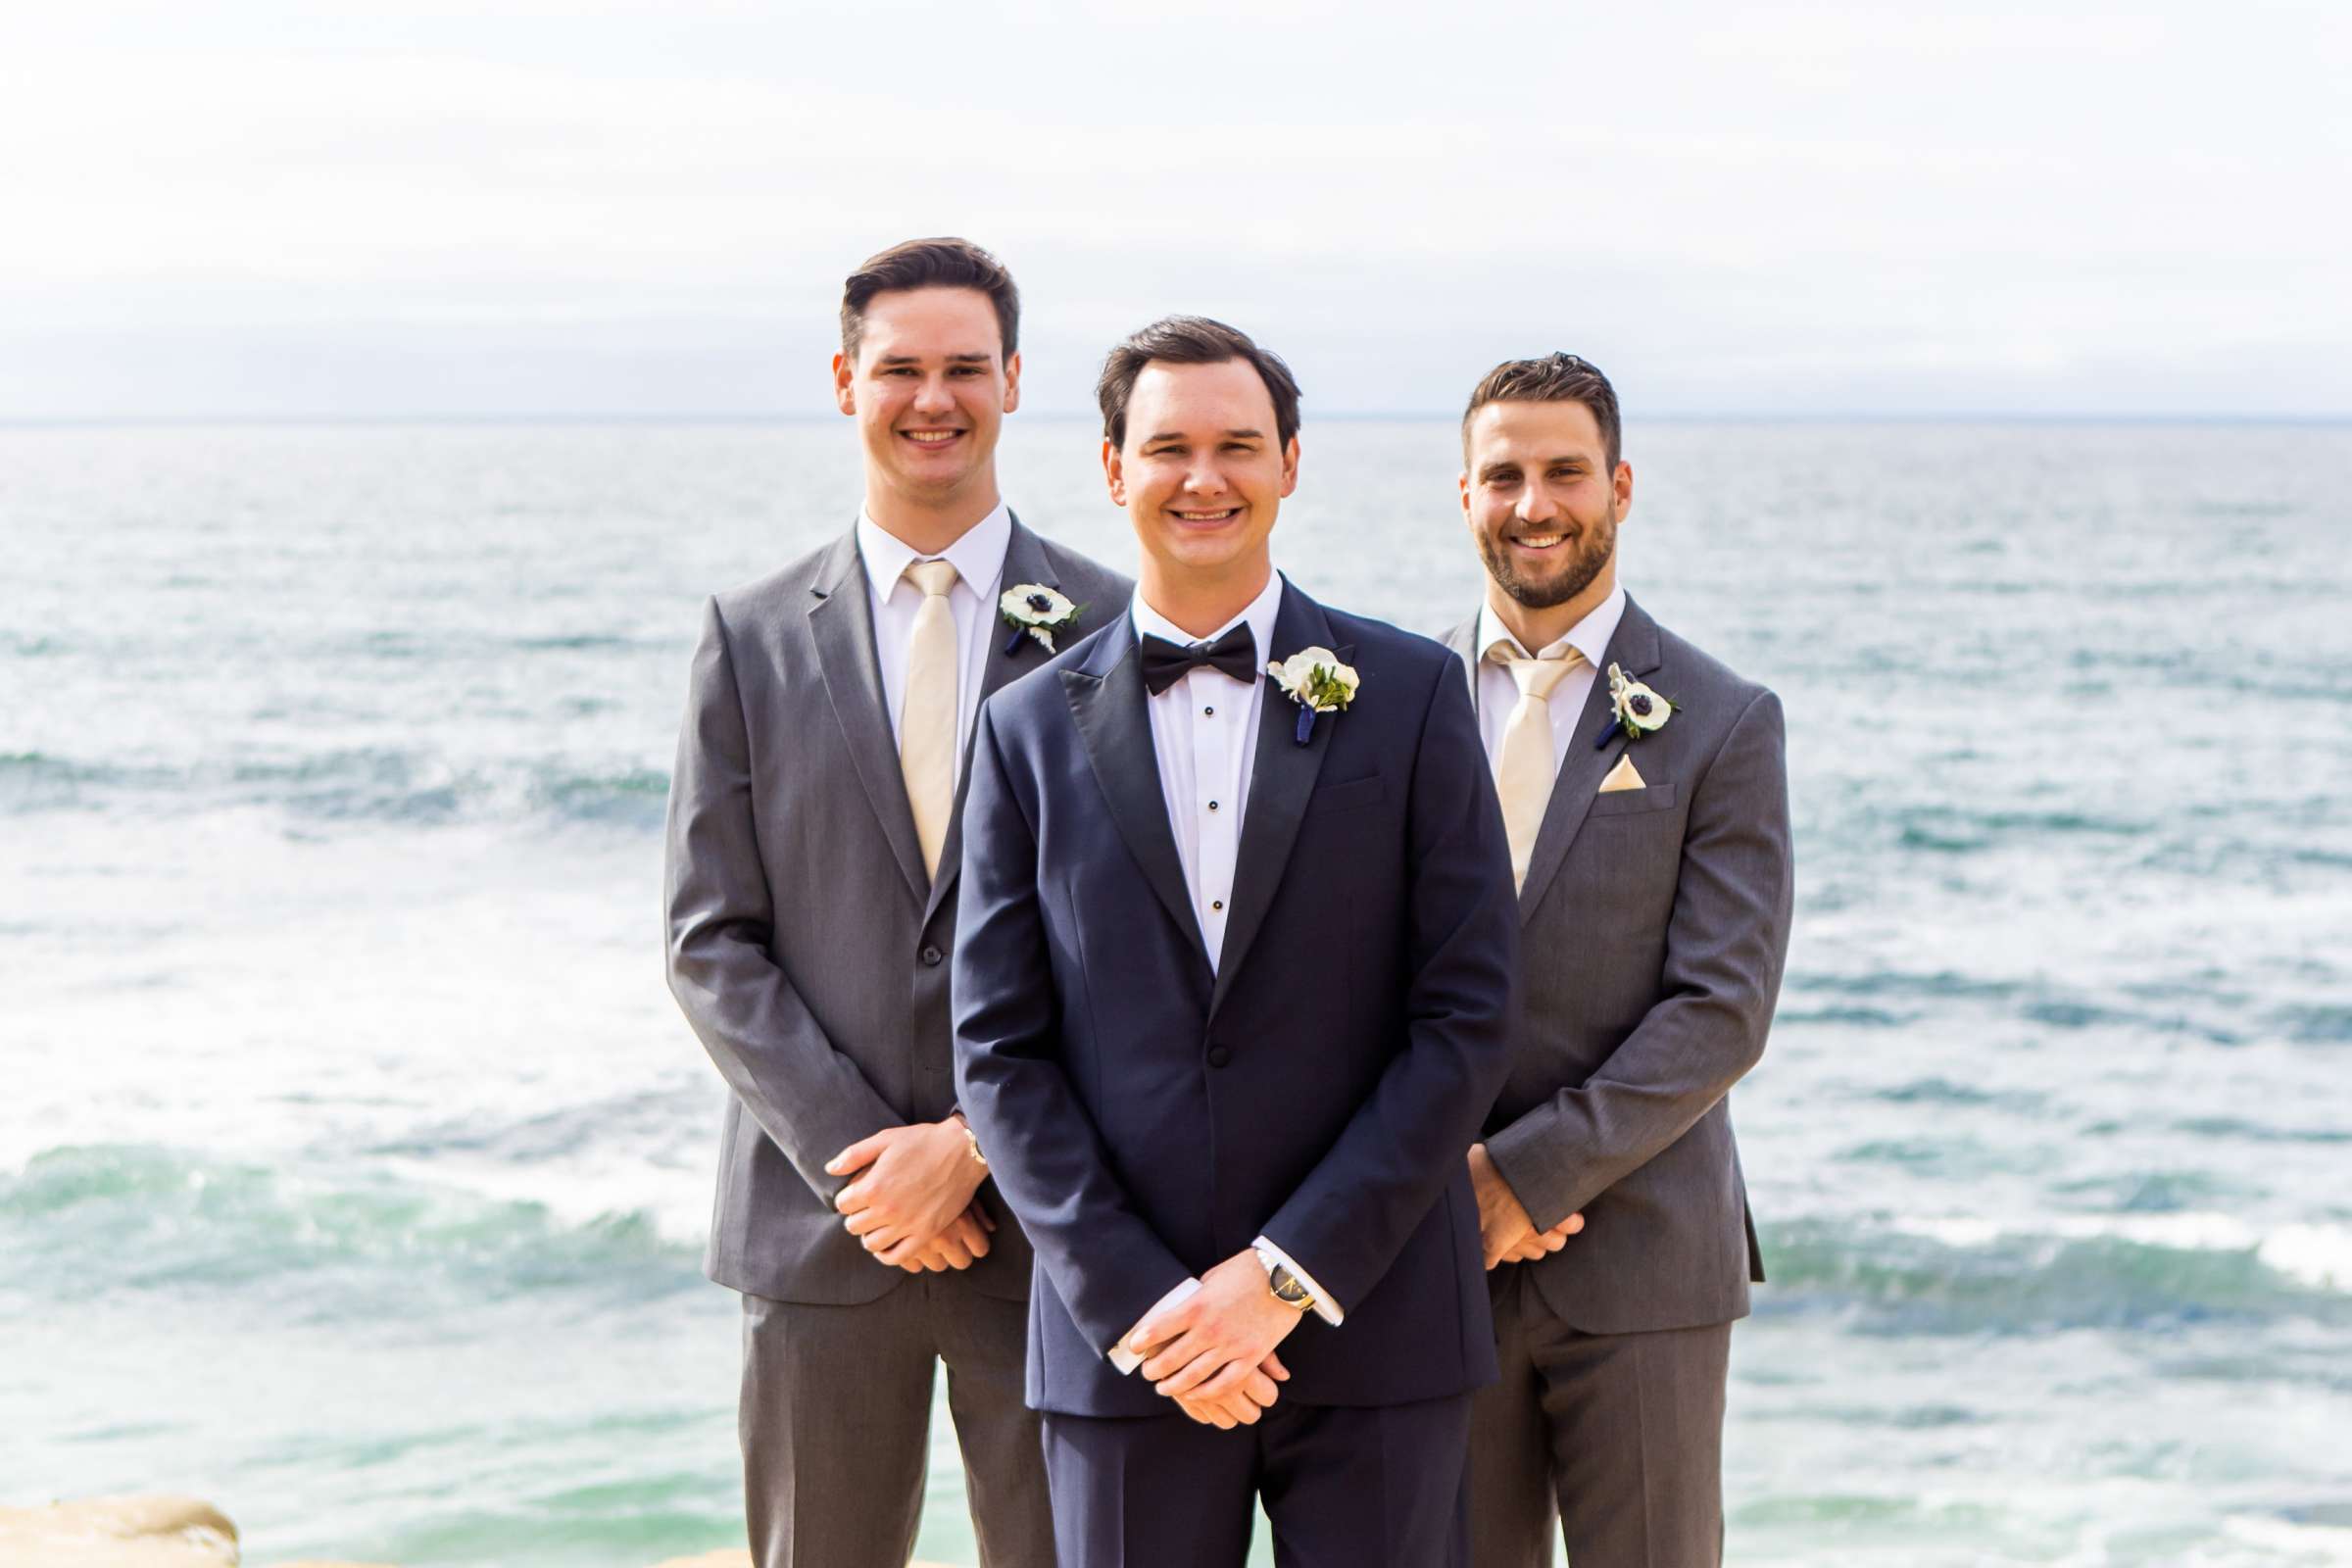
<box><xmin>1516</xmin><ymin>595</ymin><xmax>1666</xmax><ymax>921</ymax></box>
<box><xmin>1209</xmin><ymin>585</ymin><xmax>1343</xmax><ymax>1018</ymax></box>
<box><xmin>922</xmin><ymin>516</ymin><xmax>1061</xmax><ymax>924</ymax></box>
<box><xmin>1062</xmin><ymin>617</ymin><xmax>1210</xmax><ymax>974</ymax></box>
<box><xmin>808</xmin><ymin>529</ymin><xmax>928</xmax><ymax>906</ymax></box>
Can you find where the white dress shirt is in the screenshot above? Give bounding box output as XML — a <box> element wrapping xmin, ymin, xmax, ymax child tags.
<box><xmin>1131</xmin><ymin>574</ymin><xmax>1284</xmax><ymax>971</ymax></box>
<box><xmin>1108</xmin><ymin>572</ymin><xmax>1342</xmax><ymax>1374</ymax></box>
<box><xmin>857</xmin><ymin>503</ymin><xmax>1013</xmax><ymax>782</ymax></box>
<box><xmin>1474</xmin><ymin>583</ymin><xmax>1628</xmax><ymax>783</ymax></box>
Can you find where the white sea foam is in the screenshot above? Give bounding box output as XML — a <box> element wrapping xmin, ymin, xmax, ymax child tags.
<box><xmin>1892</xmin><ymin>1212</ymin><xmax>2352</xmax><ymax>1294</ymax></box>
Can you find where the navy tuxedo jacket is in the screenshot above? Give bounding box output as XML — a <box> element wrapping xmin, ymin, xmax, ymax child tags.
<box><xmin>953</xmin><ymin>580</ymin><xmax>1519</xmax><ymax>1417</ymax></box>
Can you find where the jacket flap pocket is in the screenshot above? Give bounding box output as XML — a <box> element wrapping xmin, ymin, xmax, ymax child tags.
<box><xmin>1584</xmin><ymin>780</ymin><xmax>1679</xmax><ymax>818</ymax></box>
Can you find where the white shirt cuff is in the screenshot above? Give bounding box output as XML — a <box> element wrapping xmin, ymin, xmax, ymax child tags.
<box><xmin>1253</xmin><ymin>1234</ymin><xmax>1345</xmax><ymax>1326</ymax></box>
<box><xmin>1107</xmin><ymin>1277</ymin><xmax>1200</xmax><ymax>1374</ymax></box>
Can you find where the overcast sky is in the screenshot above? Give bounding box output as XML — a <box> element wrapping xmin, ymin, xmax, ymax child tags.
<box><xmin>3</xmin><ymin>1</ymin><xmax>2345</xmax><ymax>419</ymax></box>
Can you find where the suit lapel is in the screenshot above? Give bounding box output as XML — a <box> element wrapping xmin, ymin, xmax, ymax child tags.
<box><xmin>1062</xmin><ymin>617</ymin><xmax>1210</xmax><ymax>973</ymax></box>
<box><xmin>1441</xmin><ymin>616</ymin><xmax>1481</xmax><ymax>709</ymax></box>
<box><xmin>1515</xmin><ymin>595</ymin><xmax>1665</xmax><ymax>921</ymax></box>
<box><xmin>807</xmin><ymin>528</ymin><xmax>928</xmax><ymax>906</ymax></box>
<box><xmin>1210</xmin><ymin>583</ymin><xmax>1344</xmax><ymax>1018</ymax></box>
<box><xmin>923</xmin><ymin>515</ymin><xmax>1061</xmax><ymax>924</ymax></box>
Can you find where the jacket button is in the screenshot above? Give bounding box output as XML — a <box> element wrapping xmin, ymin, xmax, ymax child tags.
<box><xmin>920</xmin><ymin>945</ymin><xmax>944</xmax><ymax>967</ymax></box>
<box><xmin>1206</xmin><ymin>1045</ymin><xmax>1232</xmax><ymax>1068</ymax></box>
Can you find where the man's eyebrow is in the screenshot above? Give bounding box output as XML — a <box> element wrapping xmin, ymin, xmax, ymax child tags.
<box><xmin>1143</xmin><ymin>427</ymin><xmax>1263</xmax><ymax>444</ymax></box>
<box><xmin>1477</xmin><ymin>458</ymin><xmax>1523</xmax><ymax>479</ymax></box>
<box><xmin>873</xmin><ymin>352</ymin><xmax>996</xmax><ymax>367</ymax></box>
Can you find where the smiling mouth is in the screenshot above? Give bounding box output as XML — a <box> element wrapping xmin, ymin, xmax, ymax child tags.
<box><xmin>1510</xmin><ymin>531</ymin><xmax>1570</xmax><ymax>551</ymax></box>
<box><xmin>1170</xmin><ymin>507</ymin><xmax>1242</xmax><ymax>525</ymax></box>
<box><xmin>900</xmin><ymin>429</ymin><xmax>964</xmax><ymax>447</ymax></box>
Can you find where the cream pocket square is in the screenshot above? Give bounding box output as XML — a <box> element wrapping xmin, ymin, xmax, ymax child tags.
<box><xmin>1597</xmin><ymin>754</ymin><xmax>1646</xmax><ymax>794</ymax></box>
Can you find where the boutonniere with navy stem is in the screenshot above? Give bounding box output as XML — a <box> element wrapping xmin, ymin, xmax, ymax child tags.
<box><xmin>1592</xmin><ymin>662</ymin><xmax>1675</xmax><ymax>750</ymax></box>
<box><xmin>1266</xmin><ymin>646</ymin><xmax>1360</xmax><ymax>745</ymax></box>
<box><xmin>998</xmin><ymin>584</ymin><xmax>1082</xmax><ymax>654</ymax></box>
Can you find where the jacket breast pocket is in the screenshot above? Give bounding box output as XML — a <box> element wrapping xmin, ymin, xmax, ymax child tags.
<box><xmin>1583</xmin><ymin>780</ymin><xmax>1679</xmax><ymax>819</ymax></box>
<box><xmin>1309</xmin><ymin>774</ymin><xmax>1387</xmax><ymax>813</ymax></box>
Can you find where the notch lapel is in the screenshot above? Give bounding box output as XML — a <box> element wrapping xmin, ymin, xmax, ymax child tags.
<box><xmin>1062</xmin><ymin>617</ymin><xmax>1211</xmax><ymax>975</ymax></box>
<box><xmin>1515</xmin><ymin>595</ymin><xmax>1665</xmax><ymax>921</ymax></box>
<box><xmin>1210</xmin><ymin>584</ymin><xmax>1344</xmax><ymax>1018</ymax></box>
<box><xmin>1441</xmin><ymin>616</ymin><xmax>1481</xmax><ymax>707</ymax></box>
<box><xmin>922</xmin><ymin>515</ymin><xmax>1060</xmax><ymax>925</ymax></box>
<box><xmin>807</xmin><ymin>529</ymin><xmax>928</xmax><ymax>907</ymax></box>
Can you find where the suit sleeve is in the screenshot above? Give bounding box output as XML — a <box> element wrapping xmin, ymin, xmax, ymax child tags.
<box><xmin>663</xmin><ymin>596</ymin><xmax>903</xmax><ymax>1207</ymax></box>
<box><xmin>1257</xmin><ymin>662</ymin><xmax>1520</xmax><ymax>1315</ymax></box>
<box><xmin>953</xmin><ymin>701</ymin><xmax>1196</xmax><ymax>1356</ymax></box>
<box><xmin>1484</xmin><ymin>688</ymin><xmax>1794</xmax><ymax>1230</ymax></box>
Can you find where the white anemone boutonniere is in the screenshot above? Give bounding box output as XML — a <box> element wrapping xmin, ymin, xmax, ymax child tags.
<box><xmin>1266</xmin><ymin>646</ymin><xmax>1360</xmax><ymax>745</ymax></box>
<box><xmin>999</xmin><ymin>583</ymin><xmax>1082</xmax><ymax>654</ymax></box>
<box><xmin>1594</xmin><ymin>661</ymin><xmax>1674</xmax><ymax>749</ymax></box>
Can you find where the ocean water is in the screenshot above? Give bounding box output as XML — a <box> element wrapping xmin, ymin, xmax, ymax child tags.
<box><xmin>3</xmin><ymin>417</ymin><xmax>2349</xmax><ymax>1567</ymax></box>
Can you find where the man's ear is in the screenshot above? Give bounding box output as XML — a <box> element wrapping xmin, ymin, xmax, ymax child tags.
<box><xmin>832</xmin><ymin>353</ymin><xmax>857</xmax><ymax>416</ymax></box>
<box><xmin>1613</xmin><ymin>460</ymin><xmax>1634</xmax><ymax>520</ymax></box>
<box><xmin>1003</xmin><ymin>351</ymin><xmax>1022</xmax><ymax>415</ymax></box>
<box><xmin>1102</xmin><ymin>438</ymin><xmax>1126</xmax><ymax>508</ymax></box>
<box><xmin>1277</xmin><ymin>436</ymin><xmax>1300</xmax><ymax>499</ymax></box>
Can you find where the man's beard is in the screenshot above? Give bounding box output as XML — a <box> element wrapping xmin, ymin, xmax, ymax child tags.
<box><xmin>1480</xmin><ymin>511</ymin><xmax>1618</xmax><ymax>610</ymax></box>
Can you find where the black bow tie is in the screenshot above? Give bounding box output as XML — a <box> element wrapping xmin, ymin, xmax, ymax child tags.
<box><xmin>1139</xmin><ymin>623</ymin><xmax>1260</xmax><ymax>696</ymax></box>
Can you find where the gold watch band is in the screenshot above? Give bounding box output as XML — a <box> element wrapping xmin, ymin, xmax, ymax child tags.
<box><xmin>953</xmin><ymin>1113</ymin><xmax>987</xmax><ymax>1168</ymax></box>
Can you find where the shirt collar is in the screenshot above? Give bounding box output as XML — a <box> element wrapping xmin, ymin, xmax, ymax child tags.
<box><xmin>1477</xmin><ymin>581</ymin><xmax>1627</xmax><ymax>669</ymax></box>
<box><xmin>856</xmin><ymin>502</ymin><xmax>1013</xmax><ymax>600</ymax></box>
<box><xmin>1131</xmin><ymin>570</ymin><xmax>1286</xmax><ymax>678</ymax></box>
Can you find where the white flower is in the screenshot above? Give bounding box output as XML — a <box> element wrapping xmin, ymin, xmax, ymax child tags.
<box><xmin>1606</xmin><ymin>662</ymin><xmax>1672</xmax><ymax>738</ymax></box>
<box><xmin>999</xmin><ymin>584</ymin><xmax>1082</xmax><ymax>653</ymax></box>
<box><xmin>1266</xmin><ymin>646</ymin><xmax>1360</xmax><ymax>713</ymax></box>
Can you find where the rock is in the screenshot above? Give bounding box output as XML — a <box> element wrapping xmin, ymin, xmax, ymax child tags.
<box><xmin>0</xmin><ymin>1495</ymin><xmax>239</xmax><ymax>1566</ymax></box>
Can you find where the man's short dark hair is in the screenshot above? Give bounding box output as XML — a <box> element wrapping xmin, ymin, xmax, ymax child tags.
<box><xmin>840</xmin><ymin>237</ymin><xmax>1019</xmax><ymax>364</ymax></box>
<box><xmin>1461</xmin><ymin>353</ymin><xmax>1622</xmax><ymax>471</ymax></box>
<box><xmin>1098</xmin><ymin>316</ymin><xmax>1302</xmax><ymax>451</ymax></box>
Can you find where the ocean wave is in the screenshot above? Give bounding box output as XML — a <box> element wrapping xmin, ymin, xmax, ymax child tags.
<box><xmin>0</xmin><ymin>1145</ymin><xmax>699</xmax><ymax>1316</ymax></box>
<box><xmin>1885</xmin><ymin>805</ymin><xmax>2153</xmax><ymax>855</ymax></box>
<box><xmin>0</xmin><ymin>748</ymin><xmax>671</xmax><ymax>832</ymax></box>
<box><xmin>1760</xmin><ymin>1213</ymin><xmax>2352</xmax><ymax>1336</ymax></box>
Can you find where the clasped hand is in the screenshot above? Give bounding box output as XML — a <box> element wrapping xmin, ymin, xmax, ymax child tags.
<box><xmin>1128</xmin><ymin>1251</ymin><xmax>1300</xmax><ymax>1430</ymax></box>
<box><xmin>1469</xmin><ymin>1143</ymin><xmax>1584</xmax><ymax>1269</ymax></box>
<box><xmin>827</xmin><ymin>1119</ymin><xmax>993</xmax><ymax>1272</ymax></box>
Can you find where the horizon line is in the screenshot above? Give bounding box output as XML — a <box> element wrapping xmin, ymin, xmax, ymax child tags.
<box><xmin>6</xmin><ymin>411</ymin><xmax>2352</xmax><ymax>430</ymax></box>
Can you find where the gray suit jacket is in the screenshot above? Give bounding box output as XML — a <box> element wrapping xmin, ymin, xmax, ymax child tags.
<box><xmin>1445</xmin><ymin>595</ymin><xmax>1792</xmax><ymax>1336</ymax></box>
<box><xmin>665</xmin><ymin>516</ymin><xmax>1133</xmax><ymax>1304</ymax></box>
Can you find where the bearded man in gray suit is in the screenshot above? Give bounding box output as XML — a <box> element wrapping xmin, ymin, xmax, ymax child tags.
<box><xmin>663</xmin><ymin>237</ymin><xmax>1132</xmax><ymax>1568</ymax></box>
<box><xmin>1446</xmin><ymin>354</ymin><xmax>1793</xmax><ymax>1568</ymax></box>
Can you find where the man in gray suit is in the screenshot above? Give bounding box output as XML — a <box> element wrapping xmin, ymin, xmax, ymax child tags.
<box><xmin>663</xmin><ymin>237</ymin><xmax>1132</xmax><ymax>1568</ymax></box>
<box><xmin>1445</xmin><ymin>354</ymin><xmax>1793</xmax><ymax>1567</ymax></box>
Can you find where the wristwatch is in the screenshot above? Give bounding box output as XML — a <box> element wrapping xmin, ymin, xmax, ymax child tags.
<box><xmin>1258</xmin><ymin>1250</ymin><xmax>1317</xmax><ymax>1313</ymax></box>
<box><xmin>949</xmin><ymin>1111</ymin><xmax>987</xmax><ymax>1168</ymax></box>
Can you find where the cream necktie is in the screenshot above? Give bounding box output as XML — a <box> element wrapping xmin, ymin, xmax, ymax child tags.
<box><xmin>899</xmin><ymin>558</ymin><xmax>961</xmax><ymax>880</ymax></box>
<box><xmin>1489</xmin><ymin>641</ymin><xmax>1585</xmax><ymax>891</ymax></box>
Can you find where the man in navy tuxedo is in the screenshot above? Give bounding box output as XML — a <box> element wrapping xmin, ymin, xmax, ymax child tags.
<box><xmin>952</xmin><ymin>316</ymin><xmax>1520</xmax><ymax>1567</ymax></box>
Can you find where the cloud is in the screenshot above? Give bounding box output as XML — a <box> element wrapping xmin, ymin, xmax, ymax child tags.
<box><xmin>2</xmin><ymin>1</ymin><xmax>2345</xmax><ymax>416</ymax></box>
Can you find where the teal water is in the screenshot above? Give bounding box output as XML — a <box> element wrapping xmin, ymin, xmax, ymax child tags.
<box><xmin>4</xmin><ymin>419</ymin><xmax>2350</xmax><ymax>1565</ymax></box>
